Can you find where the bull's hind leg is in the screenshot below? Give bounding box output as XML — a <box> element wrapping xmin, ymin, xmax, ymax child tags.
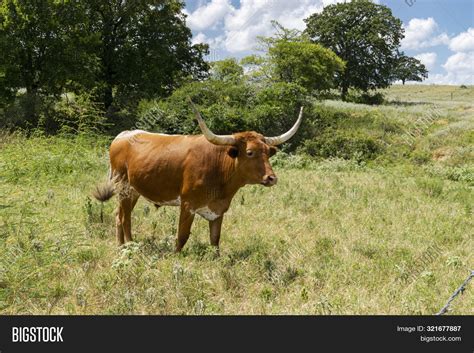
<box><xmin>122</xmin><ymin>191</ymin><xmax>140</xmax><ymax>243</ymax></box>
<box><xmin>116</xmin><ymin>188</ymin><xmax>140</xmax><ymax>244</ymax></box>
<box><xmin>116</xmin><ymin>207</ymin><xmax>125</xmax><ymax>245</ymax></box>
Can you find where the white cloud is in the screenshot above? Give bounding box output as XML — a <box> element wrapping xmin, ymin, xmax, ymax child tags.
<box><xmin>223</xmin><ymin>0</ymin><xmax>351</xmax><ymax>53</ymax></box>
<box><xmin>188</xmin><ymin>0</ymin><xmax>346</xmax><ymax>53</ymax></box>
<box><xmin>443</xmin><ymin>52</ymin><xmax>474</xmax><ymax>74</ymax></box>
<box><xmin>449</xmin><ymin>27</ymin><xmax>474</xmax><ymax>52</ymax></box>
<box><xmin>188</xmin><ymin>0</ymin><xmax>384</xmax><ymax>54</ymax></box>
<box><xmin>431</xmin><ymin>28</ymin><xmax>474</xmax><ymax>85</ymax></box>
<box><xmin>186</xmin><ymin>0</ymin><xmax>234</xmax><ymax>31</ymax></box>
<box><xmin>423</xmin><ymin>72</ymin><xmax>473</xmax><ymax>85</ymax></box>
<box><xmin>192</xmin><ymin>32</ymin><xmax>208</xmax><ymax>45</ymax></box>
<box><xmin>423</xmin><ymin>52</ymin><xmax>474</xmax><ymax>85</ymax></box>
<box><xmin>414</xmin><ymin>52</ymin><xmax>437</xmax><ymax>71</ymax></box>
<box><xmin>401</xmin><ymin>17</ymin><xmax>449</xmax><ymax>50</ymax></box>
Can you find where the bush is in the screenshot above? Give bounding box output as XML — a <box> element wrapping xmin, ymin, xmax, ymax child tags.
<box><xmin>252</xmin><ymin>82</ymin><xmax>308</xmax><ymax>150</ymax></box>
<box><xmin>0</xmin><ymin>92</ymin><xmax>107</xmax><ymax>134</ymax></box>
<box><xmin>137</xmin><ymin>83</ymin><xmax>391</xmax><ymax>160</ymax></box>
<box><xmin>45</xmin><ymin>94</ymin><xmax>108</xmax><ymax>134</ymax></box>
<box><xmin>136</xmin><ymin>80</ymin><xmax>255</xmax><ymax>136</ymax></box>
<box><xmin>345</xmin><ymin>91</ymin><xmax>385</xmax><ymax>105</ymax></box>
<box><xmin>425</xmin><ymin>165</ymin><xmax>474</xmax><ymax>185</ymax></box>
<box><xmin>271</xmin><ymin>151</ymin><xmax>317</xmax><ymax>169</ymax></box>
<box><xmin>136</xmin><ymin>102</ymin><xmax>185</xmax><ymax>134</ymax></box>
<box><xmin>0</xmin><ymin>94</ymin><xmax>51</xmax><ymax>131</ymax></box>
<box><xmin>137</xmin><ymin>80</ymin><xmax>311</xmax><ymax>152</ymax></box>
<box><xmin>301</xmin><ymin>130</ymin><xmax>381</xmax><ymax>162</ymax></box>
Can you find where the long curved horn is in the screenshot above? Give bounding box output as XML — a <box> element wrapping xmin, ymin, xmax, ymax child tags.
<box><xmin>188</xmin><ymin>98</ymin><xmax>237</xmax><ymax>146</ymax></box>
<box><xmin>264</xmin><ymin>106</ymin><xmax>304</xmax><ymax>146</ymax></box>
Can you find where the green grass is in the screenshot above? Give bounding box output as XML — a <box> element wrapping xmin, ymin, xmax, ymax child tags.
<box><xmin>0</xmin><ymin>85</ymin><xmax>472</xmax><ymax>314</ymax></box>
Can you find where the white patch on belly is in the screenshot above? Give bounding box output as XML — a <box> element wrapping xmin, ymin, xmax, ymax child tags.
<box><xmin>193</xmin><ymin>206</ymin><xmax>220</xmax><ymax>221</ymax></box>
<box><xmin>143</xmin><ymin>195</ymin><xmax>181</xmax><ymax>207</ymax></box>
<box><xmin>159</xmin><ymin>196</ymin><xmax>181</xmax><ymax>206</ymax></box>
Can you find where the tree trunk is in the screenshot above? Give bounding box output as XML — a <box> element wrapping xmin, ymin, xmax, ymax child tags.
<box><xmin>23</xmin><ymin>51</ymin><xmax>40</xmax><ymax>127</ymax></box>
<box><xmin>25</xmin><ymin>86</ymin><xmax>39</xmax><ymax>127</ymax></box>
<box><xmin>341</xmin><ymin>85</ymin><xmax>348</xmax><ymax>101</ymax></box>
<box><xmin>103</xmin><ymin>83</ymin><xmax>113</xmax><ymax>111</ymax></box>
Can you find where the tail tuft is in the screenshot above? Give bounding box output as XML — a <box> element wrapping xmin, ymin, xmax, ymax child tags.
<box><xmin>93</xmin><ymin>181</ymin><xmax>115</xmax><ymax>202</ymax></box>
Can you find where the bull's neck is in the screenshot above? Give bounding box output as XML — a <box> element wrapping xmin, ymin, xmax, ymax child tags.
<box><xmin>214</xmin><ymin>147</ymin><xmax>245</xmax><ymax>198</ymax></box>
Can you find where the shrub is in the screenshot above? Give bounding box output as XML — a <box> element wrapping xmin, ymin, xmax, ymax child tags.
<box><xmin>136</xmin><ymin>102</ymin><xmax>186</xmax><ymax>135</ymax></box>
<box><xmin>345</xmin><ymin>91</ymin><xmax>385</xmax><ymax>105</ymax></box>
<box><xmin>136</xmin><ymin>81</ymin><xmax>389</xmax><ymax>159</ymax></box>
<box><xmin>252</xmin><ymin>82</ymin><xmax>308</xmax><ymax>150</ymax></box>
<box><xmin>137</xmin><ymin>80</ymin><xmax>311</xmax><ymax>152</ymax></box>
<box><xmin>0</xmin><ymin>94</ymin><xmax>52</xmax><ymax>131</ymax></box>
<box><xmin>424</xmin><ymin>165</ymin><xmax>474</xmax><ymax>185</ymax></box>
<box><xmin>46</xmin><ymin>94</ymin><xmax>108</xmax><ymax>134</ymax></box>
<box><xmin>137</xmin><ymin>80</ymin><xmax>256</xmax><ymax>135</ymax></box>
<box><xmin>301</xmin><ymin>130</ymin><xmax>381</xmax><ymax>161</ymax></box>
<box><xmin>0</xmin><ymin>92</ymin><xmax>107</xmax><ymax>134</ymax></box>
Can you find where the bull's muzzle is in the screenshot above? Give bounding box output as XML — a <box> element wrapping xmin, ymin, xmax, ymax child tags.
<box><xmin>261</xmin><ymin>174</ymin><xmax>278</xmax><ymax>187</ymax></box>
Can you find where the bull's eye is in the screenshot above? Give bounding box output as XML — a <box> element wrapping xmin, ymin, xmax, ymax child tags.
<box><xmin>246</xmin><ymin>150</ymin><xmax>255</xmax><ymax>158</ymax></box>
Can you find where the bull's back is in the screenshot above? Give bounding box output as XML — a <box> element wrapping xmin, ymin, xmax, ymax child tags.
<box><xmin>109</xmin><ymin>131</ymin><xmax>201</xmax><ymax>202</ymax></box>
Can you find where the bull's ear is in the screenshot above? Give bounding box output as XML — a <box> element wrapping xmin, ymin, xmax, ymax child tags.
<box><xmin>227</xmin><ymin>146</ymin><xmax>239</xmax><ymax>158</ymax></box>
<box><xmin>269</xmin><ymin>146</ymin><xmax>277</xmax><ymax>157</ymax></box>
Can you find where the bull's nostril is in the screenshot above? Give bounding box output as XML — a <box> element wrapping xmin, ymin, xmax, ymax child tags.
<box><xmin>262</xmin><ymin>174</ymin><xmax>277</xmax><ymax>186</ymax></box>
<box><xmin>264</xmin><ymin>175</ymin><xmax>277</xmax><ymax>184</ymax></box>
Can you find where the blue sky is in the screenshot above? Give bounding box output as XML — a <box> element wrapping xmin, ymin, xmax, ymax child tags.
<box><xmin>183</xmin><ymin>0</ymin><xmax>474</xmax><ymax>84</ymax></box>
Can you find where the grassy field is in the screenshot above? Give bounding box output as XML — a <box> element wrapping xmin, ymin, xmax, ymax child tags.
<box><xmin>0</xmin><ymin>85</ymin><xmax>472</xmax><ymax>314</ymax></box>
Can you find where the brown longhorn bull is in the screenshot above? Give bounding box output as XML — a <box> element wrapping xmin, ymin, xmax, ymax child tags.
<box><xmin>93</xmin><ymin>100</ymin><xmax>303</xmax><ymax>252</ymax></box>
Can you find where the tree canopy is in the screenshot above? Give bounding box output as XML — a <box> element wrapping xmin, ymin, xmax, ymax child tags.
<box><xmin>210</xmin><ymin>58</ymin><xmax>244</xmax><ymax>82</ymax></box>
<box><xmin>242</xmin><ymin>22</ymin><xmax>345</xmax><ymax>94</ymax></box>
<box><xmin>393</xmin><ymin>54</ymin><xmax>428</xmax><ymax>84</ymax></box>
<box><xmin>268</xmin><ymin>40</ymin><xmax>345</xmax><ymax>93</ymax></box>
<box><xmin>304</xmin><ymin>0</ymin><xmax>404</xmax><ymax>98</ymax></box>
<box><xmin>0</xmin><ymin>0</ymin><xmax>89</xmax><ymax>97</ymax></box>
<box><xmin>84</xmin><ymin>0</ymin><xmax>209</xmax><ymax>112</ymax></box>
<box><xmin>0</xmin><ymin>0</ymin><xmax>209</xmax><ymax>124</ymax></box>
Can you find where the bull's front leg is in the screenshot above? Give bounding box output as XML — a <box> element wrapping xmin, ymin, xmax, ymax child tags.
<box><xmin>209</xmin><ymin>216</ymin><xmax>224</xmax><ymax>250</ymax></box>
<box><xmin>175</xmin><ymin>204</ymin><xmax>195</xmax><ymax>252</ymax></box>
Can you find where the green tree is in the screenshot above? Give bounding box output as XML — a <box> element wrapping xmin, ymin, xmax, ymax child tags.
<box><xmin>257</xmin><ymin>20</ymin><xmax>302</xmax><ymax>51</ymax></box>
<box><xmin>84</xmin><ymin>0</ymin><xmax>209</xmax><ymax>114</ymax></box>
<box><xmin>393</xmin><ymin>54</ymin><xmax>428</xmax><ymax>84</ymax></box>
<box><xmin>210</xmin><ymin>58</ymin><xmax>244</xmax><ymax>82</ymax></box>
<box><xmin>304</xmin><ymin>0</ymin><xmax>404</xmax><ymax>99</ymax></box>
<box><xmin>0</xmin><ymin>0</ymin><xmax>209</xmax><ymax>129</ymax></box>
<box><xmin>268</xmin><ymin>40</ymin><xmax>345</xmax><ymax>93</ymax></box>
<box><xmin>0</xmin><ymin>0</ymin><xmax>92</xmax><ymax>123</ymax></box>
<box><xmin>243</xmin><ymin>22</ymin><xmax>344</xmax><ymax>93</ymax></box>
<box><xmin>240</xmin><ymin>54</ymin><xmax>273</xmax><ymax>84</ymax></box>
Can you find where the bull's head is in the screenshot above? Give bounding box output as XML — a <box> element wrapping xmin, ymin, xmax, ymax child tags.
<box><xmin>188</xmin><ymin>98</ymin><xmax>303</xmax><ymax>187</ymax></box>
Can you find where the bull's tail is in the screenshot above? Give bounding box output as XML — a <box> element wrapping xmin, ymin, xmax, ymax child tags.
<box><xmin>93</xmin><ymin>167</ymin><xmax>116</xmax><ymax>202</ymax></box>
